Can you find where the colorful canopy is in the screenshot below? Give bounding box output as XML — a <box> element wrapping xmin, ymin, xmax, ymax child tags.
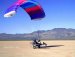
<box><xmin>4</xmin><ymin>0</ymin><xmax>45</xmax><ymax>20</ymax></box>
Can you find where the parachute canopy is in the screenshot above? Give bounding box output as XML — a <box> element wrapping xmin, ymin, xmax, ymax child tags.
<box><xmin>4</xmin><ymin>0</ymin><xmax>45</xmax><ymax>20</ymax></box>
<box><xmin>4</xmin><ymin>5</ymin><xmax>19</xmax><ymax>17</ymax></box>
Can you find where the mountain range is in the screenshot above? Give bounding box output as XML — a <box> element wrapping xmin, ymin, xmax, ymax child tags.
<box><xmin>0</xmin><ymin>28</ymin><xmax>75</xmax><ymax>40</ymax></box>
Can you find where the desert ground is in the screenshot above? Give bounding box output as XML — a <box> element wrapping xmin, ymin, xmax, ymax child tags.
<box><xmin>0</xmin><ymin>40</ymin><xmax>75</xmax><ymax>57</ymax></box>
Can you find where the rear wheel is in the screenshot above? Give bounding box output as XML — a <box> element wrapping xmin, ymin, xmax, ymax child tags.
<box><xmin>42</xmin><ymin>42</ymin><xmax>47</xmax><ymax>47</ymax></box>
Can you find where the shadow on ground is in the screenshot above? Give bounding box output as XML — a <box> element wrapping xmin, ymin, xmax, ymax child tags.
<box><xmin>40</xmin><ymin>45</ymin><xmax>64</xmax><ymax>49</ymax></box>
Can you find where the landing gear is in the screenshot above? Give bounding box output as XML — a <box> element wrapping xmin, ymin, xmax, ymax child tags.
<box><xmin>32</xmin><ymin>41</ymin><xmax>47</xmax><ymax>49</ymax></box>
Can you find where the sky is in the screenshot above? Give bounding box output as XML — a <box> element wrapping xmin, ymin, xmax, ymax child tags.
<box><xmin>0</xmin><ymin>0</ymin><xmax>75</xmax><ymax>34</ymax></box>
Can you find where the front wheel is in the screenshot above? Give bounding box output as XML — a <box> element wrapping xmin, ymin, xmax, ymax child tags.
<box><xmin>33</xmin><ymin>44</ymin><xmax>37</xmax><ymax>49</ymax></box>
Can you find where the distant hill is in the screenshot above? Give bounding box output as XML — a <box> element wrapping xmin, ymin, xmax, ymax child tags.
<box><xmin>0</xmin><ymin>28</ymin><xmax>75</xmax><ymax>40</ymax></box>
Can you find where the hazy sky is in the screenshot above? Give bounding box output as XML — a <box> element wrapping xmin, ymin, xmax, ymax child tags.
<box><xmin>0</xmin><ymin>0</ymin><xmax>75</xmax><ymax>34</ymax></box>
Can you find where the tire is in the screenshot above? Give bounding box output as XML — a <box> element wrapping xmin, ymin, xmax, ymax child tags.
<box><xmin>32</xmin><ymin>44</ymin><xmax>36</xmax><ymax>49</ymax></box>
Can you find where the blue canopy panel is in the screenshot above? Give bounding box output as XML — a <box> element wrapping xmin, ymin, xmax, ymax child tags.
<box><xmin>20</xmin><ymin>1</ymin><xmax>45</xmax><ymax>20</ymax></box>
